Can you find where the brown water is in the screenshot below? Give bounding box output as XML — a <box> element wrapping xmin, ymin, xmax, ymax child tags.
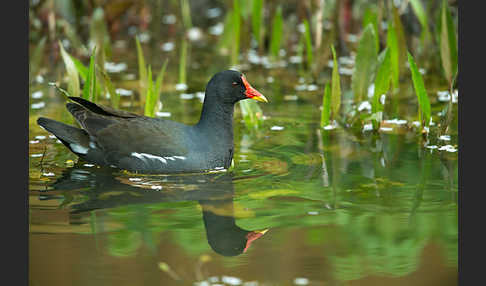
<box><xmin>29</xmin><ymin>2</ymin><xmax>458</xmax><ymax>285</ymax></box>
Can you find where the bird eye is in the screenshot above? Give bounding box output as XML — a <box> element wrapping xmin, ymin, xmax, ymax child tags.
<box><xmin>232</xmin><ymin>81</ymin><xmax>238</xmax><ymax>86</ymax></box>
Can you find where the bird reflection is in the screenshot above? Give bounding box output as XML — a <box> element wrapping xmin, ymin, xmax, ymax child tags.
<box><xmin>43</xmin><ymin>164</ymin><xmax>268</xmax><ymax>256</ymax></box>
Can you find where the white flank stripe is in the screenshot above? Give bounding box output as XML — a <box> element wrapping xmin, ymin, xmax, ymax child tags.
<box><xmin>70</xmin><ymin>143</ymin><xmax>89</xmax><ymax>154</ymax></box>
<box><xmin>131</xmin><ymin>152</ymin><xmax>168</xmax><ymax>164</ymax></box>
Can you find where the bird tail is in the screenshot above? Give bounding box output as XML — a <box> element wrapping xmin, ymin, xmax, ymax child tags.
<box><xmin>37</xmin><ymin>117</ymin><xmax>90</xmax><ymax>154</ymax></box>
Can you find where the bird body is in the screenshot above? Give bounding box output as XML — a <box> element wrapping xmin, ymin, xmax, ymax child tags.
<box><xmin>37</xmin><ymin>70</ymin><xmax>267</xmax><ymax>174</ymax></box>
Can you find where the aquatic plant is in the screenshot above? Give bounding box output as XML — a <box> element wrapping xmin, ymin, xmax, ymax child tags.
<box><xmin>59</xmin><ymin>41</ymin><xmax>80</xmax><ymax>98</ymax></box>
<box><xmin>231</xmin><ymin>0</ymin><xmax>241</xmax><ymax>66</ymax></box>
<box><xmin>371</xmin><ymin>48</ymin><xmax>392</xmax><ymax>130</ymax></box>
<box><xmin>407</xmin><ymin>52</ymin><xmax>431</xmax><ymax>131</ymax></box>
<box><xmin>303</xmin><ymin>19</ymin><xmax>313</xmax><ymax>70</ymax></box>
<box><xmin>351</xmin><ymin>24</ymin><xmax>378</xmax><ymax>103</ymax></box>
<box><xmin>145</xmin><ymin>59</ymin><xmax>169</xmax><ymax>117</ymax></box>
<box><xmin>82</xmin><ymin>48</ymin><xmax>97</xmax><ymax>102</ymax></box>
<box><xmin>321</xmin><ymin>44</ymin><xmax>341</xmax><ymax>128</ymax></box>
<box><xmin>269</xmin><ymin>6</ymin><xmax>283</xmax><ymax>59</ymax></box>
<box><xmin>251</xmin><ymin>0</ymin><xmax>264</xmax><ymax>52</ymax></box>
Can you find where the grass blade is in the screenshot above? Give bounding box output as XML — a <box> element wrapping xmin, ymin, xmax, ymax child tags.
<box><xmin>409</xmin><ymin>0</ymin><xmax>431</xmax><ymax>42</ymax></box>
<box><xmin>144</xmin><ymin>66</ymin><xmax>154</xmax><ymax>116</ymax></box>
<box><xmin>145</xmin><ymin>59</ymin><xmax>169</xmax><ymax>117</ymax></box>
<box><xmin>82</xmin><ymin>48</ymin><xmax>97</xmax><ymax>102</ymax></box>
<box><xmin>179</xmin><ymin>39</ymin><xmax>187</xmax><ymax>85</ymax></box>
<box><xmin>251</xmin><ymin>0</ymin><xmax>264</xmax><ymax>49</ymax></box>
<box><xmin>407</xmin><ymin>52</ymin><xmax>431</xmax><ymax>129</ymax></box>
<box><xmin>59</xmin><ymin>41</ymin><xmax>80</xmax><ymax>98</ymax></box>
<box><xmin>330</xmin><ymin>45</ymin><xmax>341</xmax><ymax>119</ymax></box>
<box><xmin>303</xmin><ymin>19</ymin><xmax>313</xmax><ymax>69</ymax></box>
<box><xmin>392</xmin><ymin>5</ymin><xmax>407</xmax><ymax>73</ymax></box>
<box><xmin>351</xmin><ymin>24</ymin><xmax>377</xmax><ymax>102</ymax></box>
<box><xmin>30</xmin><ymin>36</ymin><xmax>46</xmax><ymax>77</ymax></box>
<box><xmin>270</xmin><ymin>6</ymin><xmax>283</xmax><ymax>59</ymax></box>
<box><xmin>231</xmin><ymin>0</ymin><xmax>241</xmax><ymax>66</ymax></box>
<box><xmin>372</xmin><ymin>48</ymin><xmax>391</xmax><ymax>129</ymax></box>
<box><xmin>239</xmin><ymin>99</ymin><xmax>264</xmax><ymax>130</ymax></box>
<box><xmin>439</xmin><ymin>0</ymin><xmax>458</xmax><ymax>85</ymax></box>
<box><xmin>180</xmin><ymin>0</ymin><xmax>192</xmax><ymax>29</ymax></box>
<box><xmin>136</xmin><ymin>36</ymin><xmax>147</xmax><ymax>98</ymax></box>
<box><xmin>99</xmin><ymin>68</ymin><xmax>119</xmax><ymax>109</ymax></box>
<box><xmin>321</xmin><ymin>83</ymin><xmax>331</xmax><ymax>127</ymax></box>
<box><xmin>387</xmin><ymin>22</ymin><xmax>400</xmax><ymax>90</ymax></box>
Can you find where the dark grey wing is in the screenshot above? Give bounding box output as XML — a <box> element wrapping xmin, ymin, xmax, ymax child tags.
<box><xmin>66</xmin><ymin>101</ymin><xmax>189</xmax><ymax>171</ymax></box>
<box><xmin>68</xmin><ymin>96</ymin><xmax>139</xmax><ymax>118</ymax></box>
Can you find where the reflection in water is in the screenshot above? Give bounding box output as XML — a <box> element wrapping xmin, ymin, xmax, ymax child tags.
<box><xmin>45</xmin><ymin>164</ymin><xmax>269</xmax><ymax>257</ymax></box>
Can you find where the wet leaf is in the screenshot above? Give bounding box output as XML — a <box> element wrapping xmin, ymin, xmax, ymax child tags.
<box><xmin>352</xmin><ymin>24</ymin><xmax>377</xmax><ymax>102</ymax></box>
<box><xmin>408</xmin><ymin>52</ymin><xmax>431</xmax><ymax>128</ymax></box>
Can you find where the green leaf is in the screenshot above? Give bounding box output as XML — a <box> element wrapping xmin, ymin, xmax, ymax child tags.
<box><xmin>144</xmin><ymin>66</ymin><xmax>155</xmax><ymax>117</ymax></box>
<box><xmin>387</xmin><ymin>22</ymin><xmax>400</xmax><ymax>90</ymax></box>
<box><xmin>372</xmin><ymin>48</ymin><xmax>392</xmax><ymax>129</ymax></box>
<box><xmin>352</xmin><ymin>24</ymin><xmax>377</xmax><ymax>102</ymax></box>
<box><xmin>100</xmin><ymin>68</ymin><xmax>119</xmax><ymax>109</ymax></box>
<box><xmin>30</xmin><ymin>36</ymin><xmax>46</xmax><ymax>77</ymax></box>
<box><xmin>392</xmin><ymin>6</ymin><xmax>407</xmax><ymax>73</ymax></box>
<box><xmin>439</xmin><ymin>0</ymin><xmax>458</xmax><ymax>85</ymax></box>
<box><xmin>59</xmin><ymin>42</ymin><xmax>80</xmax><ymax>98</ymax></box>
<box><xmin>82</xmin><ymin>49</ymin><xmax>97</xmax><ymax>102</ymax></box>
<box><xmin>321</xmin><ymin>83</ymin><xmax>331</xmax><ymax>127</ymax></box>
<box><xmin>232</xmin><ymin>0</ymin><xmax>241</xmax><ymax>66</ymax></box>
<box><xmin>239</xmin><ymin>100</ymin><xmax>264</xmax><ymax>130</ymax></box>
<box><xmin>270</xmin><ymin>6</ymin><xmax>283</xmax><ymax>58</ymax></box>
<box><xmin>136</xmin><ymin>36</ymin><xmax>147</xmax><ymax>96</ymax></box>
<box><xmin>70</xmin><ymin>55</ymin><xmax>88</xmax><ymax>81</ymax></box>
<box><xmin>251</xmin><ymin>0</ymin><xmax>264</xmax><ymax>47</ymax></box>
<box><xmin>362</xmin><ymin>7</ymin><xmax>379</xmax><ymax>52</ymax></box>
<box><xmin>330</xmin><ymin>45</ymin><xmax>341</xmax><ymax>119</ymax></box>
<box><xmin>303</xmin><ymin>19</ymin><xmax>313</xmax><ymax>69</ymax></box>
<box><xmin>145</xmin><ymin>59</ymin><xmax>169</xmax><ymax>117</ymax></box>
<box><xmin>407</xmin><ymin>52</ymin><xmax>431</xmax><ymax>128</ymax></box>
<box><xmin>179</xmin><ymin>39</ymin><xmax>187</xmax><ymax>84</ymax></box>
<box><xmin>409</xmin><ymin>0</ymin><xmax>431</xmax><ymax>42</ymax></box>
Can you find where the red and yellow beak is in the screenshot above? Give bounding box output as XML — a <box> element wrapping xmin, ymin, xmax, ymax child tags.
<box><xmin>241</xmin><ymin>75</ymin><xmax>268</xmax><ymax>103</ymax></box>
<box><xmin>243</xmin><ymin>229</ymin><xmax>269</xmax><ymax>253</ymax></box>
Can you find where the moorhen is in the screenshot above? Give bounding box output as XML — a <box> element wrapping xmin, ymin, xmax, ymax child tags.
<box><xmin>37</xmin><ymin>70</ymin><xmax>267</xmax><ymax>174</ymax></box>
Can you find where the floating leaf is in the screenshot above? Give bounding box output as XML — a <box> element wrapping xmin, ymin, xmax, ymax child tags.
<box><xmin>59</xmin><ymin>42</ymin><xmax>80</xmax><ymax>98</ymax></box>
<box><xmin>270</xmin><ymin>6</ymin><xmax>283</xmax><ymax>58</ymax></box>
<box><xmin>439</xmin><ymin>0</ymin><xmax>458</xmax><ymax>85</ymax></box>
<box><xmin>352</xmin><ymin>24</ymin><xmax>378</xmax><ymax>102</ymax></box>
<box><xmin>407</xmin><ymin>52</ymin><xmax>431</xmax><ymax>129</ymax></box>
<box><xmin>330</xmin><ymin>45</ymin><xmax>341</xmax><ymax>119</ymax></box>
<box><xmin>321</xmin><ymin>83</ymin><xmax>331</xmax><ymax>127</ymax></box>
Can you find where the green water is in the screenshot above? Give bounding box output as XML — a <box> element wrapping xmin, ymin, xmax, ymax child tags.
<box><xmin>29</xmin><ymin>4</ymin><xmax>458</xmax><ymax>286</ymax></box>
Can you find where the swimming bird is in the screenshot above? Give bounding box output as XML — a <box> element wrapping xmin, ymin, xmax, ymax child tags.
<box><xmin>37</xmin><ymin>70</ymin><xmax>267</xmax><ymax>174</ymax></box>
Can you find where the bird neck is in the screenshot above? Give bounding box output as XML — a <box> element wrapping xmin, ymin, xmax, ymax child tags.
<box><xmin>196</xmin><ymin>95</ymin><xmax>235</xmax><ymax>142</ymax></box>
